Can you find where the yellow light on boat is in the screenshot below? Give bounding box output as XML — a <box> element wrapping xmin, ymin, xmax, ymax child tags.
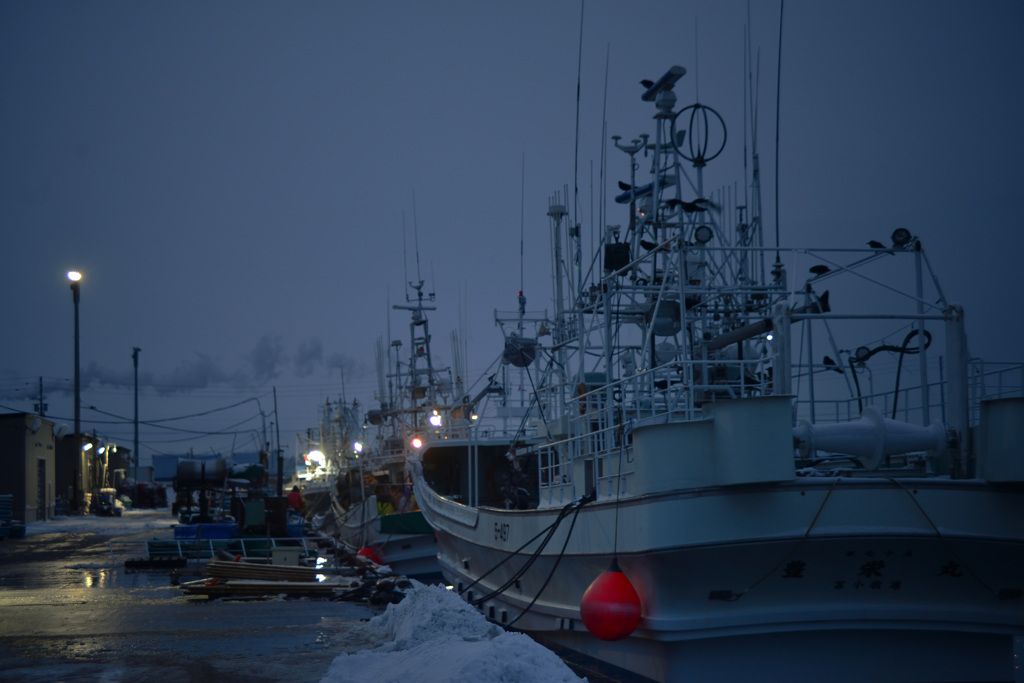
<box><xmin>429</xmin><ymin>412</ymin><xmax>442</xmax><ymax>427</ymax></box>
<box><xmin>307</xmin><ymin>450</ymin><xmax>325</xmax><ymax>467</ymax></box>
<box><xmin>411</xmin><ymin>437</ymin><xmax>423</xmax><ymax>449</ymax></box>
<box><xmin>353</xmin><ymin>441</ymin><xmax>363</xmax><ymax>454</ymax></box>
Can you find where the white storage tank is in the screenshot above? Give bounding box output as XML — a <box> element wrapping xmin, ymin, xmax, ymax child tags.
<box><xmin>630</xmin><ymin>395</ymin><xmax>795</xmax><ymax>493</ymax></box>
<box><xmin>702</xmin><ymin>395</ymin><xmax>796</xmax><ymax>485</ymax></box>
<box><xmin>976</xmin><ymin>397</ymin><xmax>1024</xmax><ymax>483</ymax></box>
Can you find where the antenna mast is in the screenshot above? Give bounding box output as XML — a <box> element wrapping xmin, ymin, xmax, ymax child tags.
<box><xmin>774</xmin><ymin>0</ymin><xmax>784</xmax><ymax>253</ymax></box>
<box><xmin>412</xmin><ymin>193</ymin><xmax>423</xmax><ymax>295</ymax></box>
<box><xmin>572</xmin><ymin>0</ymin><xmax>584</xmax><ymax>232</ymax></box>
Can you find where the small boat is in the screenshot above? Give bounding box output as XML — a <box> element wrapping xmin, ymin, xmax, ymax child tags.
<box><xmin>407</xmin><ymin>64</ymin><xmax>1024</xmax><ymax>682</ymax></box>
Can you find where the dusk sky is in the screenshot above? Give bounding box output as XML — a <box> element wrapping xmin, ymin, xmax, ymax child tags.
<box><xmin>2</xmin><ymin>1</ymin><xmax>1022</xmax><ymax>469</ymax></box>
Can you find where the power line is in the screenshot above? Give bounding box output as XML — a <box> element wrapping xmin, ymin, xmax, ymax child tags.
<box><xmin>86</xmin><ymin>405</ymin><xmax>261</xmax><ymax>436</ymax></box>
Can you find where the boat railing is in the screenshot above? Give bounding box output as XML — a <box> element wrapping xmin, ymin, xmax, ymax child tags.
<box><xmin>533</xmin><ymin>355</ymin><xmax>1022</xmax><ymax>501</ymax></box>
<box><xmin>567</xmin><ymin>356</ymin><xmax>772</xmax><ymax>426</ymax></box>
<box><xmin>792</xmin><ymin>359</ymin><xmax>1024</xmax><ymax>427</ymax></box>
<box><xmin>535</xmin><ymin>356</ymin><xmax>771</xmax><ymax>503</ymax></box>
<box><xmin>431</xmin><ymin>421</ymin><xmax>528</xmax><ymax>442</ymax></box>
<box><xmin>968</xmin><ymin>360</ymin><xmax>1024</xmax><ymax>417</ymax></box>
<box><xmin>120</xmin><ymin>535</ymin><xmax>336</xmax><ymax>563</ymax></box>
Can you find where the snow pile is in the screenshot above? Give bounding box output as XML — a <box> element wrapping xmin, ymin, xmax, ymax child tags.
<box><xmin>320</xmin><ymin>582</ymin><xmax>585</xmax><ymax>683</ymax></box>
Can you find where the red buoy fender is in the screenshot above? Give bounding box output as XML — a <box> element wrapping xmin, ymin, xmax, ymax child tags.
<box><xmin>579</xmin><ymin>559</ymin><xmax>642</xmax><ymax>641</ymax></box>
<box><xmin>357</xmin><ymin>546</ymin><xmax>384</xmax><ymax>565</ymax></box>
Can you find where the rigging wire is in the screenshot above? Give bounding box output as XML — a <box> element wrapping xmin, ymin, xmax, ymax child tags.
<box><xmin>885</xmin><ymin>477</ymin><xmax>996</xmax><ymax>595</ymax></box>
<box><xmin>462</xmin><ymin>500</ymin><xmax>577</xmax><ymax>601</ymax></box>
<box><xmin>468</xmin><ymin>492</ymin><xmax>595</xmax><ymax>611</ymax></box>
<box><xmin>572</xmin><ymin>0</ymin><xmax>584</xmax><ymax>230</ymax></box>
<box><xmin>506</xmin><ymin>499</ymin><xmax>588</xmax><ymax>628</ymax></box>
<box><xmin>725</xmin><ymin>477</ymin><xmax>841</xmax><ymax>601</ymax></box>
<box><xmin>458</xmin><ymin>357</ymin><xmax>598</xmax><ymax>609</ymax></box>
<box><xmin>773</xmin><ymin>0</ymin><xmax>784</xmax><ymax>252</ymax></box>
<box><xmin>613</xmin><ymin>411</ymin><xmax>625</xmax><ymax>555</ymax></box>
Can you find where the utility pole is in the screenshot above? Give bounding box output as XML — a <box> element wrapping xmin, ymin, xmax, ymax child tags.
<box><xmin>132</xmin><ymin>347</ymin><xmax>140</xmax><ymax>484</ymax></box>
<box><xmin>273</xmin><ymin>386</ymin><xmax>283</xmax><ymax>497</ymax></box>
<box><xmin>34</xmin><ymin>376</ymin><xmax>47</xmax><ymax>416</ymax></box>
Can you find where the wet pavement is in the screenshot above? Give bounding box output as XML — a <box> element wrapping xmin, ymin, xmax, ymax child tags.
<box><xmin>0</xmin><ymin>511</ymin><xmax>382</xmax><ymax>682</ymax></box>
<box><xmin>0</xmin><ymin>510</ymin><xmax>646</xmax><ymax>683</ymax></box>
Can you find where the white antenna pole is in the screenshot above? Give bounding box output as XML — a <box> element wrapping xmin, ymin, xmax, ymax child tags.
<box><xmin>695</xmin><ymin>18</ymin><xmax>700</xmax><ymax>102</ymax></box>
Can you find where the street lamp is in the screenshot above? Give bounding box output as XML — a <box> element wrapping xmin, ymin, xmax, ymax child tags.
<box><xmin>68</xmin><ymin>271</ymin><xmax>82</xmax><ymax>505</ymax></box>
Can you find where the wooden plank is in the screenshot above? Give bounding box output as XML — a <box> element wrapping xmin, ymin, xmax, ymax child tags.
<box><xmin>205</xmin><ymin>561</ymin><xmax>321</xmax><ymax>582</ymax></box>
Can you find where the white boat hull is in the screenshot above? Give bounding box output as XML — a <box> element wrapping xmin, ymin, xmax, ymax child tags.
<box><xmin>413</xmin><ymin>469</ymin><xmax>1024</xmax><ymax>682</ymax></box>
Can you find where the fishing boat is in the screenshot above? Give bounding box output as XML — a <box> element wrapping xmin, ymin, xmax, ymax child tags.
<box><xmin>295</xmin><ymin>397</ymin><xmax>361</xmax><ymax>519</ymax></box>
<box><xmin>407</xmin><ymin>65</ymin><xmax>1024</xmax><ymax>682</ymax></box>
<box><xmin>325</xmin><ymin>280</ymin><xmax>453</xmax><ymax>581</ymax></box>
<box><xmin>292</xmin><ymin>383</ymin><xmax>437</xmax><ymax>578</ymax></box>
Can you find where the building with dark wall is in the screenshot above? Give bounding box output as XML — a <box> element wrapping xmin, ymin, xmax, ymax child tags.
<box><xmin>55</xmin><ymin>432</ymin><xmax>100</xmax><ymax>513</ymax></box>
<box><xmin>0</xmin><ymin>413</ymin><xmax>56</xmax><ymax>522</ymax></box>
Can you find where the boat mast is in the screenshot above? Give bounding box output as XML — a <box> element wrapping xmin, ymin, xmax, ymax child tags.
<box><xmin>394</xmin><ymin>281</ymin><xmax>437</xmax><ymax>429</ymax></box>
<box><xmin>548</xmin><ymin>194</ymin><xmax>570</xmax><ymax>406</ymax></box>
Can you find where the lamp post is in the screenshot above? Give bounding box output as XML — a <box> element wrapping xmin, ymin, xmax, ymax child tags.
<box><xmin>68</xmin><ymin>271</ymin><xmax>82</xmax><ymax>509</ymax></box>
